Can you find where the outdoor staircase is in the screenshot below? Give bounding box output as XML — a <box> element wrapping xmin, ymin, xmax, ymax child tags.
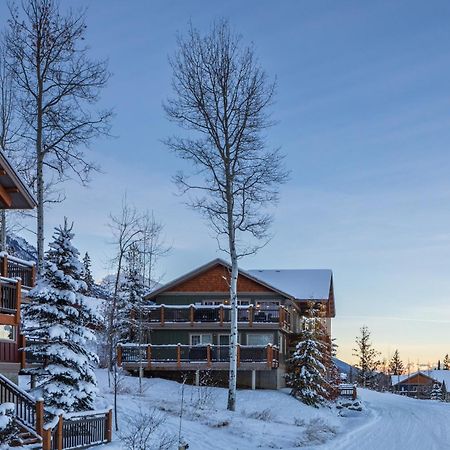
<box><xmin>11</xmin><ymin>427</ymin><xmax>42</xmax><ymax>449</ymax></box>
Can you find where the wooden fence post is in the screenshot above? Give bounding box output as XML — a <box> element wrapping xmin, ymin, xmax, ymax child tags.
<box><xmin>19</xmin><ymin>334</ymin><xmax>26</xmax><ymax>370</ymax></box>
<box><xmin>35</xmin><ymin>399</ymin><xmax>44</xmax><ymax>437</ymax></box>
<box><xmin>42</xmin><ymin>428</ymin><xmax>52</xmax><ymax>450</ymax></box>
<box><xmin>117</xmin><ymin>345</ymin><xmax>122</xmax><ymax>367</ymax></box>
<box><xmin>105</xmin><ymin>409</ymin><xmax>113</xmax><ymax>442</ymax></box>
<box><xmin>57</xmin><ymin>415</ymin><xmax>63</xmax><ymax>450</ymax></box>
<box><xmin>177</xmin><ymin>344</ymin><xmax>181</xmax><ymax>368</ymax></box>
<box><xmin>2</xmin><ymin>255</ymin><xmax>7</xmax><ymax>277</ymax></box>
<box><xmin>353</xmin><ymin>386</ymin><xmax>357</xmax><ymax>400</ymax></box>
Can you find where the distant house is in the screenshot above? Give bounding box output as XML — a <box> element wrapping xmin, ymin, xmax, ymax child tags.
<box><xmin>117</xmin><ymin>258</ymin><xmax>336</xmax><ymax>389</ymax></box>
<box><xmin>391</xmin><ymin>370</ymin><xmax>450</xmax><ymax>401</ymax></box>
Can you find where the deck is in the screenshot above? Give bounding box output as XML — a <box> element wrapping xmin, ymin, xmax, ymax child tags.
<box><xmin>118</xmin><ymin>343</ymin><xmax>279</xmax><ymax>371</ymax></box>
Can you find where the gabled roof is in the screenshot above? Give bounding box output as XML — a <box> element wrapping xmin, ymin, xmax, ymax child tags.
<box><xmin>144</xmin><ymin>258</ymin><xmax>295</xmax><ymax>301</ymax></box>
<box><xmin>247</xmin><ymin>269</ymin><xmax>332</xmax><ymax>300</ymax></box>
<box><xmin>0</xmin><ymin>152</ymin><xmax>36</xmax><ymax>209</ymax></box>
<box><xmin>391</xmin><ymin>371</ymin><xmax>450</xmax><ymax>386</ymax></box>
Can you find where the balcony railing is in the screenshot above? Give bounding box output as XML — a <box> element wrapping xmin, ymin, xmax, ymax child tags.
<box><xmin>0</xmin><ymin>253</ymin><xmax>36</xmax><ymax>290</ymax></box>
<box><xmin>117</xmin><ymin>343</ymin><xmax>279</xmax><ymax>370</ymax></box>
<box><xmin>0</xmin><ymin>276</ymin><xmax>20</xmax><ymax>319</ymax></box>
<box><xmin>139</xmin><ymin>304</ymin><xmax>291</xmax><ymax>330</ymax></box>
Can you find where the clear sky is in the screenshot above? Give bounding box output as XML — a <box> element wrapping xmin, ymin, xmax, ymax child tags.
<box><xmin>1</xmin><ymin>0</ymin><xmax>450</xmax><ymax>367</ymax></box>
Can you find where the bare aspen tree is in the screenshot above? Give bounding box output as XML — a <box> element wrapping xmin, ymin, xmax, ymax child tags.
<box><xmin>165</xmin><ymin>20</ymin><xmax>288</xmax><ymax>411</ymax></box>
<box><xmin>4</xmin><ymin>0</ymin><xmax>112</xmax><ymax>271</ymax></box>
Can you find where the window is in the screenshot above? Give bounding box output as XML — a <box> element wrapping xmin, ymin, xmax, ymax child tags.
<box><xmin>0</xmin><ymin>325</ymin><xmax>15</xmax><ymax>342</ymax></box>
<box><xmin>247</xmin><ymin>333</ymin><xmax>273</xmax><ymax>346</ymax></box>
<box><xmin>190</xmin><ymin>334</ymin><xmax>213</xmax><ymax>345</ymax></box>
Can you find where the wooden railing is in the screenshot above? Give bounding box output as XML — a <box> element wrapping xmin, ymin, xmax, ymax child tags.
<box><xmin>0</xmin><ymin>371</ymin><xmax>112</xmax><ymax>450</ymax></box>
<box><xmin>339</xmin><ymin>384</ymin><xmax>357</xmax><ymax>400</ymax></box>
<box><xmin>0</xmin><ymin>277</ymin><xmax>20</xmax><ymax>318</ymax></box>
<box><xmin>140</xmin><ymin>304</ymin><xmax>291</xmax><ymax>330</ymax></box>
<box><xmin>118</xmin><ymin>343</ymin><xmax>279</xmax><ymax>369</ymax></box>
<box><xmin>0</xmin><ymin>253</ymin><xmax>35</xmax><ymax>289</ymax></box>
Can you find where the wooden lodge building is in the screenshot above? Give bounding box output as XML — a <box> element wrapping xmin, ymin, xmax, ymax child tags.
<box><xmin>118</xmin><ymin>258</ymin><xmax>336</xmax><ymax>389</ymax></box>
<box><xmin>391</xmin><ymin>371</ymin><xmax>450</xmax><ymax>401</ymax></box>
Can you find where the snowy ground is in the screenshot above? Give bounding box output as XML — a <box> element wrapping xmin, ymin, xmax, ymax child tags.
<box><xmin>90</xmin><ymin>369</ymin><xmax>449</xmax><ymax>450</ymax></box>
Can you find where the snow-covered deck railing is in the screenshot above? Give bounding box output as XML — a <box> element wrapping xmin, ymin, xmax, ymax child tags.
<box><xmin>118</xmin><ymin>343</ymin><xmax>280</xmax><ymax>370</ymax></box>
<box><xmin>139</xmin><ymin>304</ymin><xmax>291</xmax><ymax>330</ymax></box>
<box><xmin>0</xmin><ymin>252</ymin><xmax>36</xmax><ymax>289</ymax></box>
<box><xmin>339</xmin><ymin>383</ymin><xmax>357</xmax><ymax>400</ymax></box>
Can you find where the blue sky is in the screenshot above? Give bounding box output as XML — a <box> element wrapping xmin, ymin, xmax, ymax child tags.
<box><xmin>2</xmin><ymin>0</ymin><xmax>450</xmax><ymax>365</ymax></box>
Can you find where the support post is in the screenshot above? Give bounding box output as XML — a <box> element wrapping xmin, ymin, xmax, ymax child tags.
<box><xmin>251</xmin><ymin>370</ymin><xmax>256</xmax><ymax>390</ymax></box>
<box><xmin>237</xmin><ymin>344</ymin><xmax>240</xmax><ymax>368</ymax></box>
<box><xmin>248</xmin><ymin>305</ymin><xmax>253</xmax><ymax>327</ymax></box>
<box><xmin>190</xmin><ymin>305</ymin><xmax>194</xmax><ymax>326</ymax></box>
<box><xmin>278</xmin><ymin>306</ymin><xmax>284</xmax><ymax>328</ymax></box>
<box><xmin>35</xmin><ymin>399</ymin><xmax>44</xmax><ymax>437</ymax></box>
<box><xmin>207</xmin><ymin>344</ymin><xmax>211</xmax><ymax>368</ymax></box>
<box><xmin>147</xmin><ymin>345</ymin><xmax>152</xmax><ymax>368</ymax></box>
<box><xmin>219</xmin><ymin>305</ymin><xmax>224</xmax><ymax>326</ymax></box>
<box><xmin>19</xmin><ymin>334</ymin><xmax>26</xmax><ymax>370</ymax></box>
<box><xmin>177</xmin><ymin>344</ymin><xmax>181</xmax><ymax>369</ymax></box>
<box><xmin>42</xmin><ymin>428</ymin><xmax>51</xmax><ymax>450</ymax></box>
<box><xmin>106</xmin><ymin>409</ymin><xmax>113</xmax><ymax>442</ymax></box>
<box><xmin>160</xmin><ymin>305</ymin><xmax>165</xmax><ymax>326</ymax></box>
<box><xmin>57</xmin><ymin>415</ymin><xmax>63</xmax><ymax>450</ymax></box>
<box><xmin>15</xmin><ymin>279</ymin><xmax>21</xmax><ymax>324</ymax></box>
<box><xmin>117</xmin><ymin>345</ymin><xmax>122</xmax><ymax>367</ymax></box>
<box><xmin>266</xmin><ymin>344</ymin><xmax>273</xmax><ymax>368</ymax></box>
<box><xmin>195</xmin><ymin>370</ymin><xmax>200</xmax><ymax>386</ymax></box>
<box><xmin>2</xmin><ymin>255</ymin><xmax>7</xmax><ymax>277</ymax></box>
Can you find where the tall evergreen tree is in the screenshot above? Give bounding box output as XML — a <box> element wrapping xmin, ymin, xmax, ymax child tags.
<box><xmin>443</xmin><ymin>354</ymin><xmax>450</xmax><ymax>370</ymax></box>
<box><xmin>430</xmin><ymin>382</ymin><xmax>443</xmax><ymax>401</ymax></box>
<box><xmin>22</xmin><ymin>220</ymin><xmax>99</xmax><ymax>413</ymax></box>
<box><xmin>353</xmin><ymin>326</ymin><xmax>380</xmax><ymax>388</ymax></box>
<box><xmin>389</xmin><ymin>350</ymin><xmax>404</xmax><ymax>375</ymax></box>
<box><xmin>116</xmin><ymin>243</ymin><xmax>146</xmax><ymax>343</ymax></box>
<box><xmin>82</xmin><ymin>252</ymin><xmax>95</xmax><ymax>296</ymax></box>
<box><xmin>286</xmin><ymin>303</ymin><xmax>331</xmax><ymax>407</ymax></box>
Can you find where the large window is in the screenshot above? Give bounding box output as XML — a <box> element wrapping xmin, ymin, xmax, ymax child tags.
<box><xmin>246</xmin><ymin>333</ymin><xmax>273</xmax><ymax>346</ymax></box>
<box><xmin>190</xmin><ymin>334</ymin><xmax>213</xmax><ymax>345</ymax></box>
<box><xmin>0</xmin><ymin>325</ymin><xmax>15</xmax><ymax>341</ymax></box>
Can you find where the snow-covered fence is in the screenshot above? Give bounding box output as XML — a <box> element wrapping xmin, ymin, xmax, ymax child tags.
<box><xmin>0</xmin><ymin>276</ymin><xmax>20</xmax><ymax>316</ymax></box>
<box><xmin>42</xmin><ymin>410</ymin><xmax>112</xmax><ymax>450</ymax></box>
<box><xmin>0</xmin><ymin>253</ymin><xmax>35</xmax><ymax>289</ymax></box>
<box><xmin>339</xmin><ymin>384</ymin><xmax>357</xmax><ymax>400</ymax></box>
<box><xmin>118</xmin><ymin>343</ymin><xmax>280</xmax><ymax>370</ymax></box>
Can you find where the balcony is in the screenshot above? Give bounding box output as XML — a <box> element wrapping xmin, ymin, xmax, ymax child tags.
<box><xmin>139</xmin><ymin>304</ymin><xmax>292</xmax><ymax>332</ymax></box>
<box><xmin>0</xmin><ymin>277</ymin><xmax>21</xmax><ymax>323</ymax></box>
<box><xmin>0</xmin><ymin>253</ymin><xmax>36</xmax><ymax>290</ymax></box>
<box><xmin>117</xmin><ymin>343</ymin><xmax>279</xmax><ymax>371</ymax></box>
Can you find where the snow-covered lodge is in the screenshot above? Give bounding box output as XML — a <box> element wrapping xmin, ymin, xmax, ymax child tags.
<box><xmin>118</xmin><ymin>258</ymin><xmax>336</xmax><ymax>389</ymax></box>
<box><xmin>0</xmin><ymin>152</ymin><xmax>36</xmax><ymax>383</ymax></box>
<box><xmin>391</xmin><ymin>370</ymin><xmax>450</xmax><ymax>401</ymax></box>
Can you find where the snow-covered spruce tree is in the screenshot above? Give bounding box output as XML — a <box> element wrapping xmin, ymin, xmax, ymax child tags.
<box><xmin>0</xmin><ymin>403</ymin><xmax>18</xmax><ymax>447</ymax></box>
<box><xmin>443</xmin><ymin>354</ymin><xmax>450</xmax><ymax>370</ymax></box>
<box><xmin>353</xmin><ymin>326</ymin><xmax>380</xmax><ymax>388</ymax></box>
<box><xmin>286</xmin><ymin>303</ymin><xmax>330</xmax><ymax>407</ymax></box>
<box><xmin>115</xmin><ymin>243</ymin><xmax>147</xmax><ymax>343</ymax></box>
<box><xmin>82</xmin><ymin>252</ymin><xmax>95</xmax><ymax>296</ymax></box>
<box><xmin>389</xmin><ymin>350</ymin><xmax>404</xmax><ymax>376</ymax></box>
<box><xmin>22</xmin><ymin>219</ymin><xmax>99</xmax><ymax>413</ymax></box>
<box><xmin>430</xmin><ymin>382</ymin><xmax>443</xmax><ymax>401</ymax></box>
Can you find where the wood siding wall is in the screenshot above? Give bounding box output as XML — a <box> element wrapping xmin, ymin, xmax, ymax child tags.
<box><xmin>0</xmin><ymin>340</ymin><xmax>19</xmax><ymax>363</ymax></box>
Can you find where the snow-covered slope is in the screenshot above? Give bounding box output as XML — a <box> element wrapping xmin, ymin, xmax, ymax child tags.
<box><xmin>95</xmin><ymin>370</ymin><xmax>450</xmax><ymax>450</ymax></box>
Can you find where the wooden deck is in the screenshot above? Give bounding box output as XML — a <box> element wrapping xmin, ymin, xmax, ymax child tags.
<box><xmin>118</xmin><ymin>343</ymin><xmax>280</xmax><ymax>371</ymax></box>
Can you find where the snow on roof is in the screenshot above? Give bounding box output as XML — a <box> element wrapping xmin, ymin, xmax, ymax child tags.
<box><xmin>248</xmin><ymin>269</ymin><xmax>332</xmax><ymax>300</ymax></box>
<box><xmin>391</xmin><ymin>370</ymin><xmax>450</xmax><ymax>386</ymax></box>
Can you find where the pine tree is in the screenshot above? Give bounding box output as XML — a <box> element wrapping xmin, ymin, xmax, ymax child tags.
<box><xmin>22</xmin><ymin>220</ymin><xmax>99</xmax><ymax>413</ymax></box>
<box><xmin>115</xmin><ymin>244</ymin><xmax>146</xmax><ymax>343</ymax></box>
<box><xmin>430</xmin><ymin>382</ymin><xmax>443</xmax><ymax>401</ymax></box>
<box><xmin>82</xmin><ymin>252</ymin><xmax>95</xmax><ymax>296</ymax></box>
<box><xmin>353</xmin><ymin>326</ymin><xmax>380</xmax><ymax>388</ymax></box>
<box><xmin>389</xmin><ymin>350</ymin><xmax>404</xmax><ymax>375</ymax></box>
<box><xmin>443</xmin><ymin>354</ymin><xmax>450</xmax><ymax>370</ymax></box>
<box><xmin>285</xmin><ymin>303</ymin><xmax>330</xmax><ymax>407</ymax></box>
<box><xmin>0</xmin><ymin>403</ymin><xmax>18</xmax><ymax>446</ymax></box>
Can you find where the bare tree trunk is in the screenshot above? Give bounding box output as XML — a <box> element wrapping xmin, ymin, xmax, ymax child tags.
<box><xmin>36</xmin><ymin>153</ymin><xmax>44</xmax><ymax>272</ymax></box>
<box><xmin>227</xmin><ymin>251</ymin><xmax>239</xmax><ymax>411</ymax></box>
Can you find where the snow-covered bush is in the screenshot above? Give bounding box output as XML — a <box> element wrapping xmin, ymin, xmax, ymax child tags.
<box><xmin>431</xmin><ymin>382</ymin><xmax>443</xmax><ymax>401</ymax></box>
<box><xmin>119</xmin><ymin>407</ymin><xmax>175</xmax><ymax>450</ymax></box>
<box><xmin>296</xmin><ymin>417</ymin><xmax>337</xmax><ymax>446</ymax></box>
<box><xmin>0</xmin><ymin>403</ymin><xmax>18</xmax><ymax>447</ymax></box>
<box><xmin>22</xmin><ymin>219</ymin><xmax>99</xmax><ymax>414</ymax></box>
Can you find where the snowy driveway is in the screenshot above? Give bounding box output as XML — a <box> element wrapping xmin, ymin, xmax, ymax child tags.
<box><xmin>324</xmin><ymin>389</ymin><xmax>450</xmax><ymax>450</ymax></box>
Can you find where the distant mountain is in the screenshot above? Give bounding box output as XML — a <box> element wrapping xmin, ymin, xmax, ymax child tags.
<box><xmin>6</xmin><ymin>233</ymin><xmax>37</xmax><ymax>262</ymax></box>
<box><xmin>333</xmin><ymin>357</ymin><xmax>360</xmax><ymax>380</ymax></box>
